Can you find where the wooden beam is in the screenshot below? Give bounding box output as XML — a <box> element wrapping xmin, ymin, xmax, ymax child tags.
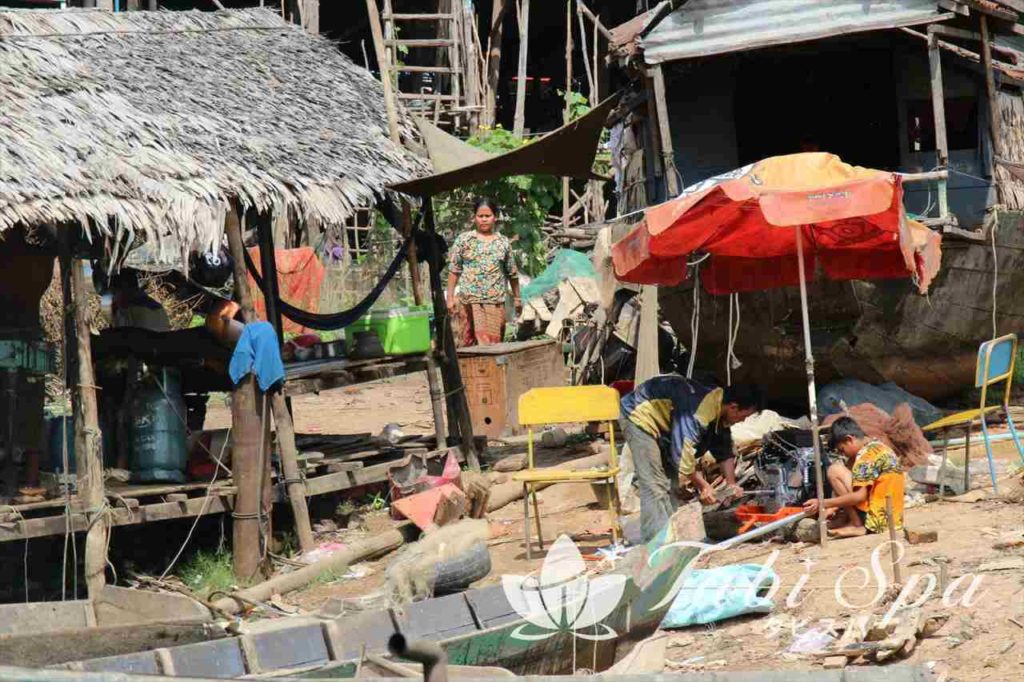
<box><xmin>577</xmin><ymin>0</ymin><xmax>613</xmax><ymax>42</ymax></box>
<box><xmin>980</xmin><ymin>15</ymin><xmax>1004</xmax><ymax>163</ymax></box>
<box><xmin>966</xmin><ymin>0</ymin><xmax>1018</xmax><ymax>22</ymax></box>
<box><xmin>650</xmin><ymin>64</ymin><xmax>681</xmax><ymax>196</ymax></box>
<box><xmin>59</xmin><ymin>230</ymin><xmax>109</xmax><ymax>600</ymax></box>
<box><xmin>930</xmin><ymin>24</ymin><xmax>983</xmax><ymax>42</ymax></box>
<box><xmin>484</xmin><ymin>0</ymin><xmax>509</xmax><ymax>129</ymax></box>
<box><xmin>384</xmin><ymin>38</ymin><xmax>456</xmax><ymax>48</ymax></box>
<box><xmin>512</xmin><ymin>0</ymin><xmax>530</xmax><ymax>139</ymax></box>
<box><xmin>383</xmin><ymin>13</ymin><xmax>457</xmax><ymax>21</ymax></box>
<box><xmin>938</xmin><ymin>0</ymin><xmax>971</xmax><ymax>16</ymax></box>
<box><xmin>365</xmin><ymin>0</ymin><xmax>402</xmax><ymax>144</ymax></box>
<box><xmin>224</xmin><ymin>207</ymin><xmax>265</xmax><ymax>582</ymax></box>
<box><xmin>928</xmin><ymin>27</ymin><xmax>951</xmax><ymax>170</ymax></box>
<box><xmin>995</xmin><ymin>0</ymin><xmax>1024</xmax><ymax>13</ymax></box>
<box><xmin>423</xmin><ymin>199</ymin><xmax>481</xmax><ymax>471</ymax></box>
<box><xmin>562</xmin><ymin>0</ymin><xmax>574</xmax><ymax>228</ymax></box>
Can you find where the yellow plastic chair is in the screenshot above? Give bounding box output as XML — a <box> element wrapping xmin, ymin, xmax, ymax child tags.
<box><xmin>923</xmin><ymin>334</ymin><xmax>1024</xmax><ymax>495</ymax></box>
<box><xmin>512</xmin><ymin>386</ymin><xmax>622</xmax><ymax>559</ymax></box>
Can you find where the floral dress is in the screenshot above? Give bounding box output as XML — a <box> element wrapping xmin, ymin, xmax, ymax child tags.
<box><xmin>448</xmin><ymin>231</ymin><xmax>517</xmax><ymax>304</ymax></box>
<box><xmin>850</xmin><ymin>440</ymin><xmax>905</xmax><ymax>533</ymax></box>
<box><xmin>448</xmin><ymin>231</ymin><xmax>518</xmax><ymax>345</ymax></box>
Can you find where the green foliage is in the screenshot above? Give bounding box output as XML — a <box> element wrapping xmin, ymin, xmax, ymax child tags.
<box><xmin>178</xmin><ymin>550</ymin><xmax>237</xmax><ymax>599</ymax></box>
<box><xmin>433</xmin><ymin>126</ymin><xmax>561</xmax><ymax>277</ymax></box>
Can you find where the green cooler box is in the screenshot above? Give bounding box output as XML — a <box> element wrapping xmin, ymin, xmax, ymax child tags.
<box><xmin>347</xmin><ymin>305</ymin><xmax>432</xmax><ymax>355</ymax></box>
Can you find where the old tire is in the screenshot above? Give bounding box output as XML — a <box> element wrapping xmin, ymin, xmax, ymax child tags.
<box><xmin>431</xmin><ymin>540</ymin><xmax>492</xmax><ymax>595</ymax></box>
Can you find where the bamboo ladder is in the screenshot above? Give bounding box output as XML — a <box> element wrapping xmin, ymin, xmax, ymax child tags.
<box><xmin>380</xmin><ymin>0</ymin><xmax>469</xmax><ymax>131</ymax></box>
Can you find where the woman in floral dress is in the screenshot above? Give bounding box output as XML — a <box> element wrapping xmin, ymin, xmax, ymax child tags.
<box><xmin>446</xmin><ymin>197</ymin><xmax>521</xmax><ymax>346</ymax></box>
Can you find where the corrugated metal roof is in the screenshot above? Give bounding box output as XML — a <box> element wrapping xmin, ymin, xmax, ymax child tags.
<box><xmin>642</xmin><ymin>0</ymin><xmax>945</xmax><ymax>64</ymax></box>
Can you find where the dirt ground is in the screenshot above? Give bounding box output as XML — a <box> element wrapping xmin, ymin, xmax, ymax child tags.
<box><xmin>211</xmin><ymin>376</ymin><xmax>1024</xmax><ymax>681</ymax></box>
<box><xmin>205</xmin><ymin>371</ymin><xmax>439</xmax><ymax>437</ymax></box>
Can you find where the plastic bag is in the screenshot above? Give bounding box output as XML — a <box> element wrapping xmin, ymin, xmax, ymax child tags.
<box><xmin>660</xmin><ymin>564</ymin><xmax>777</xmax><ymax>628</ymax></box>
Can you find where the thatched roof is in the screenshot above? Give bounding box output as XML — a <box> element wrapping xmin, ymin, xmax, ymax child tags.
<box><xmin>0</xmin><ymin>8</ymin><xmax>427</xmax><ymax>261</ymax></box>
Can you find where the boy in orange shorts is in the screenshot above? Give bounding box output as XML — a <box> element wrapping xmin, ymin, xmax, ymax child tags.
<box><xmin>803</xmin><ymin>417</ymin><xmax>905</xmax><ymax>538</ymax></box>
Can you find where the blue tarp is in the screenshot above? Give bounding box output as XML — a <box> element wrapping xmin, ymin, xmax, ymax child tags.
<box><xmin>660</xmin><ymin>564</ymin><xmax>777</xmax><ymax>628</ymax></box>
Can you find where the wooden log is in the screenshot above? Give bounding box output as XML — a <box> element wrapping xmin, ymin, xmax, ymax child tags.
<box><xmin>211</xmin><ymin>528</ymin><xmax>411</xmax><ymax>615</ymax></box>
<box><xmin>225</xmin><ymin>207</ymin><xmax>266</xmax><ymax>581</ymax></box>
<box><xmin>512</xmin><ymin>0</ymin><xmax>530</xmax><ymax>139</ymax></box>
<box><xmin>486</xmin><ymin>451</ymin><xmax>610</xmax><ymax>512</ymax></box>
<box><xmin>62</xmin><ymin>230</ymin><xmax>109</xmax><ymax>599</ymax></box>
<box><xmin>365</xmin><ymin>0</ymin><xmax>401</xmax><ymax>143</ymax></box>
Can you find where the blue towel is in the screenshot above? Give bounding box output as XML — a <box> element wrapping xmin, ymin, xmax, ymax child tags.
<box><xmin>660</xmin><ymin>564</ymin><xmax>777</xmax><ymax>628</ymax></box>
<box><xmin>229</xmin><ymin>322</ymin><xmax>285</xmax><ymax>392</ymax></box>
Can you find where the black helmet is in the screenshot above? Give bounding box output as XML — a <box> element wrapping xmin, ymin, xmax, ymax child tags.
<box><xmin>190</xmin><ymin>248</ymin><xmax>233</xmax><ymax>288</ymax></box>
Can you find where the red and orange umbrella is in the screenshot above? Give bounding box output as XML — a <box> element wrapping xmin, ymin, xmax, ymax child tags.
<box><xmin>611</xmin><ymin>153</ymin><xmax>943</xmax><ymax>543</ymax></box>
<box><xmin>613</xmin><ymin>152</ymin><xmax>941</xmax><ymax>292</ymax></box>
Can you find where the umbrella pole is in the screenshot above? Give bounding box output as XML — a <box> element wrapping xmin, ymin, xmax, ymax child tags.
<box><xmin>795</xmin><ymin>226</ymin><xmax>828</xmax><ymax>546</ymax></box>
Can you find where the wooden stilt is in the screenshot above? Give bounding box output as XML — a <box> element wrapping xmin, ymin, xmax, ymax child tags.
<box><xmin>253</xmin><ymin>213</ymin><xmax>315</xmax><ymax>553</ymax></box>
<box><xmin>225</xmin><ymin>207</ymin><xmax>266</xmax><ymax>580</ymax></box>
<box><xmin>651</xmin><ymin>63</ymin><xmax>681</xmax><ymax>197</ymax></box>
<box><xmin>424</xmin><ymin>198</ymin><xmax>481</xmax><ymax>471</ymax></box>
<box><xmin>512</xmin><ymin>0</ymin><xmax>530</xmax><ymax>139</ymax></box>
<box><xmin>60</xmin><ymin>228</ymin><xmax>108</xmax><ymax>599</ymax></box>
<box><xmin>365</xmin><ymin>0</ymin><xmax>401</xmax><ymax>144</ymax></box>
<box><xmin>562</xmin><ymin>0</ymin><xmax>574</xmax><ymax>228</ymax></box>
<box><xmin>484</xmin><ymin>0</ymin><xmax>509</xmax><ymax>129</ymax></box>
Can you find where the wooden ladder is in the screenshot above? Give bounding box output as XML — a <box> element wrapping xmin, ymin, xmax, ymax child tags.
<box><xmin>380</xmin><ymin>0</ymin><xmax>470</xmax><ymax>131</ymax></box>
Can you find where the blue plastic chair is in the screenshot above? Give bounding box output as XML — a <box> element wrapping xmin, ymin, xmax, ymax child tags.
<box><xmin>923</xmin><ymin>334</ymin><xmax>1024</xmax><ymax>495</ymax></box>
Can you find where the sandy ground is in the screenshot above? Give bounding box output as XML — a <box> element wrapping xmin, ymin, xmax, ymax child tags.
<box><xmin>210</xmin><ymin>377</ymin><xmax>1024</xmax><ymax>681</ymax></box>
<box><xmin>205</xmin><ymin>371</ymin><xmax>439</xmax><ymax>436</ymax></box>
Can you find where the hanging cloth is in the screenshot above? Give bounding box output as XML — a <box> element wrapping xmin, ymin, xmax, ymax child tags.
<box><xmin>243</xmin><ymin>238</ymin><xmax>412</xmax><ymax>332</ymax></box>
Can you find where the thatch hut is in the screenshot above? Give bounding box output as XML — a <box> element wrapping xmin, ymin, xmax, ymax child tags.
<box><xmin>0</xmin><ymin>7</ymin><xmax>427</xmax><ymax>262</ymax></box>
<box><xmin>0</xmin><ymin>7</ymin><xmax>430</xmax><ymax>594</ymax></box>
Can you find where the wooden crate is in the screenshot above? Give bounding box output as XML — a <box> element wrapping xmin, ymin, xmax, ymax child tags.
<box><xmin>457</xmin><ymin>339</ymin><xmax>567</xmax><ymax>438</ymax></box>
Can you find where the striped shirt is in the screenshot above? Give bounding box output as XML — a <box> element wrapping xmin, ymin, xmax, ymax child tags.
<box><xmin>620</xmin><ymin>375</ymin><xmax>724</xmax><ymax>476</ymax></box>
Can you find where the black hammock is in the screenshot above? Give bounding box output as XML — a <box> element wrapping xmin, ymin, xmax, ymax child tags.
<box><xmin>243</xmin><ymin>238</ymin><xmax>412</xmax><ymax>332</ymax></box>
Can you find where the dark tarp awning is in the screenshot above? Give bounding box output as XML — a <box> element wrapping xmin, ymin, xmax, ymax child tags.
<box><xmin>389</xmin><ymin>94</ymin><xmax>619</xmax><ymax>197</ymax></box>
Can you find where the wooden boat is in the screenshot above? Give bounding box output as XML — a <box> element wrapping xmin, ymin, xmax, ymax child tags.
<box><xmin>57</xmin><ymin>506</ymin><xmax>706</xmax><ymax>679</ymax></box>
<box><xmin>659</xmin><ymin>213</ymin><xmax>1024</xmax><ymax>405</ymax></box>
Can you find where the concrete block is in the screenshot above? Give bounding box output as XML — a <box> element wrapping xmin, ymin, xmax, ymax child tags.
<box><xmin>80</xmin><ymin>650</ymin><xmax>160</xmax><ymax>675</ymax></box>
<box><xmin>167</xmin><ymin>637</ymin><xmax>247</xmax><ymax>678</ymax></box>
<box><xmin>465</xmin><ymin>585</ymin><xmax>519</xmax><ymax>628</ymax></box>
<box><xmin>401</xmin><ymin>593</ymin><xmax>478</xmax><ymax>641</ymax></box>
<box><xmin>249</xmin><ymin>622</ymin><xmax>329</xmax><ymax>672</ymax></box>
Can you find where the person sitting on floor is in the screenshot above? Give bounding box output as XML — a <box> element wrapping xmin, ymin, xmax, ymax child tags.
<box><xmin>804</xmin><ymin>416</ymin><xmax>905</xmax><ymax>538</ymax></box>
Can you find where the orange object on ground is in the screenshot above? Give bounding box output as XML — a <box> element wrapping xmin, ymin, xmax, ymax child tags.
<box><xmin>733</xmin><ymin>504</ymin><xmax>806</xmax><ymax>534</ymax></box>
<box><xmin>246</xmin><ymin>246</ymin><xmax>325</xmax><ymax>335</ymax></box>
<box><xmin>612</xmin><ymin>152</ymin><xmax>941</xmax><ymax>294</ymax></box>
<box><xmin>391</xmin><ymin>483</ymin><xmax>466</xmax><ymax>531</ymax></box>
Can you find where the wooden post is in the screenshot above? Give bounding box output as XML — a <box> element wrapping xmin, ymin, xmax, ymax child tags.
<box><xmin>651</xmin><ymin>64</ymin><xmax>681</xmax><ymax>197</ymax></box>
<box><xmin>980</xmin><ymin>15</ymin><xmax>1003</xmax><ymax>169</ymax></box>
<box><xmin>562</xmin><ymin>0</ymin><xmax>574</xmax><ymax>228</ymax></box>
<box><xmin>885</xmin><ymin>494</ymin><xmax>902</xmax><ymax>586</ymax></box>
<box><xmin>512</xmin><ymin>0</ymin><xmax>530</xmax><ymax>139</ymax></box>
<box><xmin>59</xmin><ymin>229</ymin><xmax>108</xmax><ymax>599</ymax></box>
<box><xmin>303</xmin><ymin>0</ymin><xmax>319</xmax><ymax>35</ymax></box>
<box><xmin>253</xmin><ymin>215</ymin><xmax>316</xmax><ymax>553</ymax></box>
<box><xmin>424</xmin><ymin>198</ymin><xmax>481</xmax><ymax>471</ymax></box>
<box><xmin>225</xmin><ymin>207</ymin><xmax>266</xmax><ymax>580</ymax></box>
<box><xmin>147</xmin><ymin>0</ymin><xmax>158</xmax><ymax>10</ymax></box>
<box><xmin>365</xmin><ymin>0</ymin><xmax>402</xmax><ymax>144</ymax></box>
<box><xmin>927</xmin><ymin>27</ymin><xmax>950</xmax><ymax>220</ymax></box>
<box><xmin>484</xmin><ymin>0</ymin><xmax>508</xmax><ymax>129</ymax></box>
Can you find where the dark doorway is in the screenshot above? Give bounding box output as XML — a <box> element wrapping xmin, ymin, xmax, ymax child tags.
<box><xmin>733</xmin><ymin>36</ymin><xmax>900</xmax><ymax>171</ymax></box>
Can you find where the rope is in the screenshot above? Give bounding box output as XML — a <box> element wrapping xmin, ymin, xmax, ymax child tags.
<box><xmin>686</xmin><ymin>266</ymin><xmax>701</xmax><ymax>379</ymax></box>
<box><xmin>726</xmin><ymin>293</ymin><xmax>742</xmax><ymax>386</ymax></box>
<box><xmin>991</xmin><ymin>208</ymin><xmax>1000</xmax><ymax>339</ymax></box>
